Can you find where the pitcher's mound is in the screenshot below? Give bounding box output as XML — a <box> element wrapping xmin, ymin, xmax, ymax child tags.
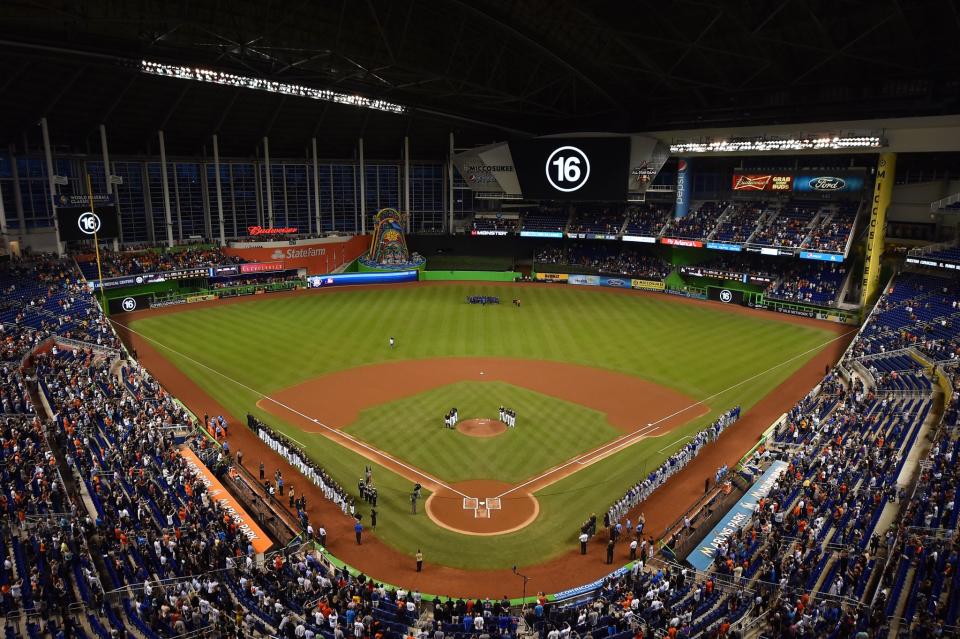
<box><xmin>457</xmin><ymin>418</ymin><xmax>506</xmax><ymax>438</ymax></box>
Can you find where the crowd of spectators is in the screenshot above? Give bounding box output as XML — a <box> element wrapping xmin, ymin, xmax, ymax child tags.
<box><xmin>535</xmin><ymin>243</ymin><xmax>671</xmax><ymax>280</ymax></box>
<box><xmin>849</xmin><ymin>273</ymin><xmax>960</xmax><ymax>360</ymax></box>
<box><xmin>0</xmin><ymin>365</ymin><xmax>32</xmax><ymax>415</ymax></box>
<box><xmin>0</xmin><ymin>249</ymin><xmax>956</xmax><ymax>639</ymax></box>
<box><xmin>521</xmin><ymin>206</ymin><xmax>569</xmax><ymax>233</ymax></box>
<box><xmin>765</xmin><ymin>262</ymin><xmax>847</xmax><ymax>306</ymax></box>
<box><xmin>711</xmin><ymin>203</ymin><xmax>766</xmax><ymax>244</ymax></box>
<box><xmin>567</xmin><ymin>206</ymin><xmax>625</xmax><ymax>236</ymax></box>
<box><xmin>802</xmin><ymin>203</ymin><xmax>858</xmax><ymax>254</ymax></box>
<box><xmin>750</xmin><ymin>201</ymin><xmax>822</xmax><ymax>248</ymax></box>
<box><xmin>76</xmin><ymin>245</ymin><xmax>243</xmax><ymax>279</ymax></box>
<box><xmin>0</xmin><ymin>257</ymin><xmax>121</xmax><ymax>354</ymax></box>
<box><xmin>662</xmin><ymin>201</ymin><xmax>727</xmax><ymax>241</ymax></box>
<box><xmin>211</xmin><ymin>274</ymin><xmax>303</xmax><ymax>290</ymax></box>
<box><xmin>623</xmin><ymin>202</ymin><xmax>671</xmax><ymax>237</ymax></box>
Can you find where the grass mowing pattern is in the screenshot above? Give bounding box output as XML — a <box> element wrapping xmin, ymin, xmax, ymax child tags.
<box><xmin>345</xmin><ymin>381</ymin><xmax>620</xmax><ymax>483</ymax></box>
<box><xmin>129</xmin><ymin>284</ymin><xmax>837</xmax><ymax>569</ymax></box>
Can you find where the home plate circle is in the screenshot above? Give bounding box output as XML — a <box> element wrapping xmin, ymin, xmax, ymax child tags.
<box><xmin>426</xmin><ymin>480</ymin><xmax>538</xmax><ymax>536</ymax></box>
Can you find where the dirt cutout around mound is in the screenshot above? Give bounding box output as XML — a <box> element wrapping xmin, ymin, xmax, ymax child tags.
<box><xmin>456</xmin><ymin>418</ymin><xmax>507</xmax><ymax>438</ymax></box>
<box><xmin>113</xmin><ymin>281</ymin><xmax>854</xmax><ymax>597</ymax></box>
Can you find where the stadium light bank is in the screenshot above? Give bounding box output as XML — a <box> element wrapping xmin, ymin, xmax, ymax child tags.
<box><xmin>140</xmin><ymin>60</ymin><xmax>407</xmax><ymax>114</ymax></box>
<box><xmin>670</xmin><ymin>134</ymin><xmax>884</xmax><ymax>154</ymax></box>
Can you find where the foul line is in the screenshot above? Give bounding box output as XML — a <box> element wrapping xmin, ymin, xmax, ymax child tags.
<box><xmin>493</xmin><ymin>327</ymin><xmax>856</xmax><ymax>499</ymax></box>
<box><xmin>658</xmin><ymin>435</ymin><xmax>694</xmax><ymax>454</ymax></box>
<box><xmin>111</xmin><ymin>320</ymin><xmax>469</xmax><ymax>499</ymax></box>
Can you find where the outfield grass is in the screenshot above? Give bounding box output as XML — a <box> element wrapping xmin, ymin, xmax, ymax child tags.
<box><xmin>129</xmin><ymin>283</ymin><xmax>839</xmax><ymax>570</ymax></box>
<box><xmin>344</xmin><ymin>381</ymin><xmax>620</xmax><ymax>483</ymax></box>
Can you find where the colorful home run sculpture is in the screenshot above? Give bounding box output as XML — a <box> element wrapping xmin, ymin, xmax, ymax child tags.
<box><xmin>359</xmin><ymin>209</ymin><xmax>425</xmax><ymax>270</ymax></box>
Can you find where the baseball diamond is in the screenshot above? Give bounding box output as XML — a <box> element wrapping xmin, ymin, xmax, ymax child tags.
<box><xmin>2</xmin><ymin>6</ymin><xmax>959</xmax><ymax>637</ymax></box>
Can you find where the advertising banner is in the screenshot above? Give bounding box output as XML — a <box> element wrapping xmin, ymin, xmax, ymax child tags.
<box><xmin>470</xmin><ymin>230</ymin><xmax>509</xmax><ymax>236</ymax></box>
<box><xmin>247</xmin><ymin>225</ymin><xmax>298</xmax><ymax>236</ymax></box>
<box><xmin>520</xmin><ymin>231</ymin><xmax>564</xmax><ymax>238</ymax></box>
<box><xmin>793</xmin><ymin>172</ymin><xmax>866</xmax><ymax>193</ymax></box>
<box><xmin>451</xmin><ymin>141</ymin><xmax>523</xmax><ymax>194</ymax></box>
<box><xmin>674</xmin><ymin>158</ymin><xmax>692</xmax><ymax>218</ymax></box>
<box><xmin>307</xmin><ymin>270</ymin><xmax>418</xmax><ymax>288</ymax></box>
<box><xmin>706</xmin><ymin>242</ymin><xmax>743</xmax><ymax>252</ymax></box>
<box><xmin>631</xmin><ymin>279</ymin><xmax>665</xmax><ymax>291</ymax></box>
<box><xmin>622</xmin><ymin>235</ymin><xmax>657</xmax><ymax>244</ymax></box>
<box><xmin>708</xmin><ymin>287</ymin><xmax>747</xmax><ymax>305</ymax></box>
<box><xmin>56</xmin><ymin>206</ymin><xmax>121</xmax><ymax>241</ymax></box>
<box><xmin>686</xmin><ymin>461</ymin><xmax>787</xmax><ymax>571</ymax></box>
<box><xmin>535</xmin><ymin>272</ymin><xmax>569</xmax><ymax>282</ymax></box>
<box><xmin>179</xmin><ymin>448</ymin><xmax>272</xmax><ymax>554</ymax></box>
<box><xmin>661</xmin><ymin>237</ymin><xmax>703</xmax><ymax>248</ymax></box>
<box><xmin>568</xmin><ymin>274</ymin><xmax>601</xmax><ymax>286</ymax></box>
<box><xmin>598</xmin><ymin>276</ymin><xmax>631</xmax><ymax>288</ymax></box>
<box><xmin>240</xmin><ymin>262</ymin><xmax>286</xmax><ymax>274</ymax></box>
<box><xmin>53</xmin><ymin>193</ymin><xmax>114</xmax><ymax>208</ymax></box>
<box><xmin>566</xmin><ymin>232</ymin><xmax>618</xmax><ymax>240</ymax></box>
<box><xmin>799</xmin><ymin>251</ymin><xmax>844</xmax><ymax>262</ymax></box>
<box><xmin>906</xmin><ymin>256</ymin><xmax>960</xmax><ymax>271</ymax></box>
<box><xmin>731</xmin><ymin>174</ymin><xmax>793</xmax><ymax>192</ymax></box>
<box><xmin>681</xmin><ymin>266</ymin><xmax>747</xmax><ymax>284</ymax></box>
<box><xmin>773</xmin><ymin>306</ymin><xmax>819</xmax><ymax>319</ymax></box>
<box><xmin>223</xmin><ymin>236</ymin><xmax>368</xmax><ymax>274</ymax></box>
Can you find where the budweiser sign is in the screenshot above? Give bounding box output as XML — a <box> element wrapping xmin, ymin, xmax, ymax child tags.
<box><xmin>247</xmin><ymin>225</ymin><xmax>299</xmax><ymax>236</ymax></box>
<box><xmin>731</xmin><ymin>174</ymin><xmax>793</xmax><ymax>191</ymax></box>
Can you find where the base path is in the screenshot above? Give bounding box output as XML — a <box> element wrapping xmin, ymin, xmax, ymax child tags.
<box><xmin>456</xmin><ymin>419</ymin><xmax>507</xmax><ymax>438</ymax></box>
<box><xmin>113</xmin><ymin>283</ymin><xmax>853</xmax><ymax>598</ymax></box>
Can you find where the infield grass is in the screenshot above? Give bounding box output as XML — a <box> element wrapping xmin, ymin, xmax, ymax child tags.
<box><xmin>344</xmin><ymin>381</ymin><xmax>620</xmax><ymax>483</ymax></box>
<box><xmin>128</xmin><ymin>283</ymin><xmax>840</xmax><ymax>570</ymax></box>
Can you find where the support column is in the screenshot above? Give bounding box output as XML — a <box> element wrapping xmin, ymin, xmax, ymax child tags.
<box><xmin>358</xmin><ymin>137</ymin><xmax>366</xmax><ymax>234</ymax></box>
<box><xmin>861</xmin><ymin>153</ymin><xmax>897</xmax><ymax>306</ymax></box>
<box><xmin>99</xmin><ymin>124</ymin><xmax>121</xmax><ymax>249</ymax></box>
<box><xmin>8</xmin><ymin>145</ymin><xmax>26</xmax><ymax>235</ymax></box>
<box><xmin>40</xmin><ymin>118</ymin><xmax>62</xmax><ymax>254</ymax></box>
<box><xmin>263</xmin><ymin>137</ymin><xmax>273</xmax><ymax>227</ymax></box>
<box><xmin>142</xmin><ymin>161</ymin><xmax>155</xmax><ymax>244</ymax></box>
<box><xmin>448</xmin><ymin>132</ymin><xmax>455</xmax><ymax>235</ymax></box>
<box><xmin>0</xmin><ymin>182</ymin><xmax>7</xmax><ymax>240</ymax></box>
<box><xmin>312</xmin><ymin>138</ymin><xmax>321</xmax><ymax>235</ymax></box>
<box><xmin>403</xmin><ymin>135</ymin><xmax>411</xmax><ymax>233</ymax></box>
<box><xmin>157</xmin><ymin>130</ymin><xmax>175</xmax><ymax>247</ymax></box>
<box><xmin>212</xmin><ymin>134</ymin><xmax>226</xmax><ymax>245</ymax></box>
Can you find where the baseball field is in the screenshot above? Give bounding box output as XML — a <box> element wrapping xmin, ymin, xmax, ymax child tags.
<box><xmin>117</xmin><ymin>281</ymin><xmax>849</xmax><ymax>586</ymax></box>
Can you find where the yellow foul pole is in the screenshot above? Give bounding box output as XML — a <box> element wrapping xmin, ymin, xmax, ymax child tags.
<box><xmin>860</xmin><ymin>153</ymin><xmax>896</xmax><ymax>307</ymax></box>
<box><xmin>85</xmin><ymin>173</ymin><xmax>107</xmax><ymax>310</ymax></box>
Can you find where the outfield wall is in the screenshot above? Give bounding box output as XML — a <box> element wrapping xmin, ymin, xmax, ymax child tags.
<box><xmin>420</xmin><ymin>270</ymin><xmax>519</xmax><ymax>281</ymax></box>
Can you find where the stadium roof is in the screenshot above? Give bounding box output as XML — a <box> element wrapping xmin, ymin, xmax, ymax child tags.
<box><xmin>1</xmin><ymin>0</ymin><xmax>959</xmax><ymax>158</ymax></box>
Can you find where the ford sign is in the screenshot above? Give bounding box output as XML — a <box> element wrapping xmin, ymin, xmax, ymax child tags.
<box><xmin>807</xmin><ymin>176</ymin><xmax>846</xmax><ymax>191</ymax></box>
